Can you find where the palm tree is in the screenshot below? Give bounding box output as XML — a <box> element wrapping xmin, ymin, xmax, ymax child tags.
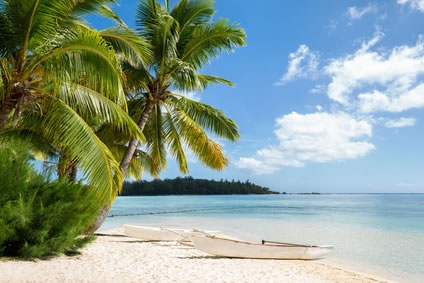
<box><xmin>120</xmin><ymin>0</ymin><xmax>246</xmax><ymax>173</ymax></box>
<box><xmin>0</xmin><ymin>0</ymin><xmax>150</xmax><ymax>203</ymax></box>
<box><xmin>87</xmin><ymin>0</ymin><xmax>246</xmax><ymax>232</ymax></box>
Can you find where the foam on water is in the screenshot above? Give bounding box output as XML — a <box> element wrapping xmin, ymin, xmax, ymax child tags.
<box><xmin>101</xmin><ymin>194</ymin><xmax>424</xmax><ymax>282</ymax></box>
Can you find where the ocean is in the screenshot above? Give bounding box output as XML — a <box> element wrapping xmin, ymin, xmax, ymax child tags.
<box><xmin>101</xmin><ymin>194</ymin><xmax>424</xmax><ymax>282</ymax></box>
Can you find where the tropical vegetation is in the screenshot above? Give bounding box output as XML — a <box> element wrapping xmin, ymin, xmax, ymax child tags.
<box><xmin>0</xmin><ymin>0</ymin><xmax>150</xmax><ymax>204</ymax></box>
<box><xmin>122</xmin><ymin>177</ymin><xmax>279</xmax><ymax>195</ymax></box>
<box><xmin>88</xmin><ymin>0</ymin><xmax>246</xmax><ymax>231</ymax></box>
<box><xmin>0</xmin><ymin>142</ymin><xmax>100</xmax><ymax>258</ymax></box>
<box><xmin>119</xmin><ymin>0</ymin><xmax>246</xmax><ymax>176</ymax></box>
<box><xmin>0</xmin><ymin>0</ymin><xmax>246</xmax><ymax>237</ymax></box>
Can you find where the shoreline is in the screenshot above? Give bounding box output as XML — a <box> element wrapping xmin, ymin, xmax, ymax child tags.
<box><xmin>0</xmin><ymin>227</ymin><xmax>394</xmax><ymax>283</ymax></box>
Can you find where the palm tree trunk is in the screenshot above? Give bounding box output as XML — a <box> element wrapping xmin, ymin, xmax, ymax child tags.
<box><xmin>0</xmin><ymin>99</ymin><xmax>15</xmax><ymax>131</ymax></box>
<box><xmin>87</xmin><ymin>100</ymin><xmax>156</xmax><ymax>233</ymax></box>
<box><xmin>69</xmin><ymin>165</ymin><xmax>77</xmax><ymax>182</ymax></box>
<box><xmin>57</xmin><ymin>154</ymin><xmax>78</xmax><ymax>182</ymax></box>
<box><xmin>85</xmin><ymin>205</ymin><xmax>111</xmax><ymax>234</ymax></box>
<box><xmin>120</xmin><ymin>100</ymin><xmax>155</xmax><ymax>173</ymax></box>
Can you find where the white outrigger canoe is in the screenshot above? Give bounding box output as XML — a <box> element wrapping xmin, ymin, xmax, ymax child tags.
<box><xmin>124</xmin><ymin>224</ymin><xmax>220</xmax><ymax>242</ymax></box>
<box><xmin>191</xmin><ymin>236</ymin><xmax>334</xmax><ymax>260</ymax></box>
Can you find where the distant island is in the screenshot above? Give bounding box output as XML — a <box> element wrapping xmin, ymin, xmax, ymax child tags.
<box><xmin>121</xmin><ymin>177</ymin><xmax>280</xmax><ymax>196</ymax></box>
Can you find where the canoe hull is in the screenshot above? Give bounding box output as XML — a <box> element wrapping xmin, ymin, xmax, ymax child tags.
<box><xmin>123</xmin><ymin>225</ymin><xmax>220</xmax><ymax>242</ymax></box>
<box><xmin>124</xmin><ymin>225</ymin><xmax>183</xmax><ymax>241</ymax></box>
<box><xmin>191</xmin><ymin>236</ymin><xmax>333</xmax><ymax>260</ymax></box>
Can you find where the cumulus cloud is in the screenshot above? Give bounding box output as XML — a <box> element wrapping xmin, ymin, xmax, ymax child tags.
<box><xmin>397</xmin><ymin>0</ymin><xmax>424</xmax><ymax>12</ymax></box>
<box><xmin>358</xmin><ymin>84</ymin><xmax>424</xmax><ymax>113</ymax></box>
<box><xmin>235</xmin><ymin>158</ymin><xmax>279</xmax><ymax>175</ymax></box>
<box><xmin>236</xmin><ymin>112</ymin><xmax>375</xmax><ymax>175</ymax></box>
<box><xmin>325</xmin><ymin>31</ymin><xmax>424</xmax><ymax>108</ymax></box>
<box><xmin>346</xmin><ymin>4</ymin><xmax>378</xmax><ymax>20</ymax></box>
<box><xmin>385</xmin><ymin>117</ymin><xmax>416</xmax><ymax>128</ymax></box>
<box><xmin>274</xmin><ymin>45</ymin><xmax>319</xmax><ymax>86</ymax></box>
<box><xmin>244</xmin><ymin>30</ymin><xmax>424</xmax><ymax>175</ymax></box>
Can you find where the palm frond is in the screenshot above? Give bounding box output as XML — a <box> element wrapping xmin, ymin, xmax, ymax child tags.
<box><xmin>144</xmin><ymin>104</ymin><xmax>167</xmax><ymax>171</ymax></box>
<box><xmin>136</xmin><ymin>0</ymin><xmax>161</xmax><ymax>36</ymax></box>
<box><xmin>0</xmin><ymin>3</ymin><xmax>19</xmax><ymax>55</ymax></box>
<box><xmin>107</xmin><ymin>143</ymin><xmax>159</xmax><ymax>180</ymax></box>
<box><xmin>173</xmin><ymin>108</ymin><xmax>228</xmax><ymax>170</ymax></box>
<box><xmin>136</xmin><ymin>0</ymin><xmax>179</xmax><ymax>73</ymax></box>
<box><xmin>167</xmin><ymin>58</ymin><xmax>199</xmax><ymax>90</ymax></box>
<box><xmin>171</xmin><ymin>0</ymin><xmax>215</xmax><ymax>54</ymax></box>
<box><xmin>55</xmin><ymin>83</ymin><xmax>145</xmax><ymax>142</ymax></box>
<box><xmin>181</xmin><ymin>18</ymin><xmax>246</xmax><ymax>69</ymax></box>
<box><xmin>122</xmin><ymin>62</ymin><xmax>153</xmax><ymax>93</ymax></box>
<box><xmin>29</xmin><ymin>28</ymin><xmax>125</xmax><ymax>106</ymax></box>
<box><xmin>3</xmin><ymin>0</ymin><xmax>114</xmax><ymax>53</ymax></box>
<box><xmin>130</xmin><ymin>148</ymin><xmax>160</xmax><ymax>179</ymax></box>
<box><xmin>70</xmin><ymin>0</ymin><xmax>117</xmax><ymax>17</ymax></box>
<box><xmin>171</xmin><ymin>0</ymin><xmax>215</xmax><ymax>29</ymax></box>
<box><xmin>162</xmin><ymin>104</ymin><xmax>188</xmax><ymax>173</ymax></box>
<box><xmin>100</xmin><ymin>26</ymin><xmax>152</xmax><ymax>67</ymax></box>
<box><xmin>197</xmin><ymin>74</ymin><xmax>234</xmax><ymax>88</ymax></box>
<box><xmin>97</xmin><ymin>4</ymin><xmax>126</xmax><ymax>27</ymax></box>
<box><xmin>19</xmin><ymin>99</ymin><xmax>123</xmax><ymax>204</ymax></box>
<box><xmin>156</xmin><ymin>14</ymin><xmax>180</xmax><ymax>76</ymax></box>
<box><xmin>168</xmin><ymin>95</ymin><xmax>239</xmax><ymax>141</ymax></box>
<box><xmin>19</xmin><ymin>0</ymin><xmax>40</xmax><ymax>59</ymax></box>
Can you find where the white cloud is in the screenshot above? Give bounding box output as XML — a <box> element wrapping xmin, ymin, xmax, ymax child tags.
<box><xmin>236</xmin><ymin>112</ymin><xmax>375</xmax><ymax>175</ymax></box>
<box><xmin>325</xmin><ymin>31</ymin><xmax>424</xmax><ymax>107</ymax></box>
<box><xmin>397</xmin><ymin>0</ymin><xmax>424</xmax><ymax>12</ymax></box>
<box><xmin>235</xmin><ymin>158</ymin><xmax>279</xmax><ymax>175</ymax></box>
<box><xmin>385</xmin><ymin>117</ymin><xmax>416</xmax><ymax>128</ymax></box>
<box><xmin>274</xmin><ymin>45</ymin><xmax>319</xmax><ymax>86</ymax></box>
<box><xmin>359</xmin><ymin>83</ymin><xmax>424</xmax><ymax>112</ymax></box>
<box><xmin>346</xmin><ymin>4</ymin><xmax>378</xmax><ymax>20</ymax></box>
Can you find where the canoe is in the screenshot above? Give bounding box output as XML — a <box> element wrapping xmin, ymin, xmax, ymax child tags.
<box><xmin>191</xmin><ymin>236</ymin><xmax>334</xmax><ymax>260</ymax></box>
<box><xmin>123</xmin><ymin>224</ymin><xmax>219</xmax><ymax>242</ymax></box>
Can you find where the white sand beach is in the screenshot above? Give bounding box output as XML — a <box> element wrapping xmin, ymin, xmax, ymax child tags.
<box><xmin>0</xmin><ymin>228</ymin><xmax>392</xmax><ymax>283</ymax></box>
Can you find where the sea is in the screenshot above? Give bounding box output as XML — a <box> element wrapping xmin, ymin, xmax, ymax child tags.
<box><xmin>101</xmin><ymin>194</ymin><xmax>424</xmax><ymax>282</ymax></box>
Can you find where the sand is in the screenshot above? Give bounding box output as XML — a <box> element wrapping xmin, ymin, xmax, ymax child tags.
<box><xmin>0</xmin><ymin>228</ymin><xmax>392</xmax><ymax>283</ymax></box>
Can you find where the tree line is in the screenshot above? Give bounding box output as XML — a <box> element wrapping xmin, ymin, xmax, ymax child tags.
<box><xmin>121</xmin><ymin>177</ymin><xmax>279</xmax><ymax>195</ymax></box>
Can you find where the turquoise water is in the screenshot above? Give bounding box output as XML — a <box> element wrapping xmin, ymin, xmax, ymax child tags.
<box><xmin>101</xmin><ymin>194</ymin><xmax>424</xmax><ymax>282</ymax></box>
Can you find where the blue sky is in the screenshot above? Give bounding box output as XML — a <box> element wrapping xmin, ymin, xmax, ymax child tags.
<box><xmin>90</xmin><ymin>0</ymin><xmax>424</xmax><ymax>193</ymax></box>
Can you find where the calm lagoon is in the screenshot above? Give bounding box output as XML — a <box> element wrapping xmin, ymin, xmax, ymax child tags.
<box><xmin>102</xmin><ymin>194</ymin><xmax>424</xmax><ymax>282</ymax></box>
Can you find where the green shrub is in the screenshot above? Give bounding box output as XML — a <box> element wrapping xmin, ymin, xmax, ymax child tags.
<box><xmin>0</xmin><ymin>143</ymin><xmax>100</xmax><ymax>258</ymax></box>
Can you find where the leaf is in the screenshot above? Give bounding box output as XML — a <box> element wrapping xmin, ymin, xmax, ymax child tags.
<box><xmin>20</xmin><ymin>99</ymin><xmax>124</xmax><ymax>204</ymax></box>
<box><xmin>181</xmin><ymin>18</ymin><xmax>246</xmax><ymax>69</ymax></box>
<box><xmin>167</xmin><ymin>95</ymin><xmax>240</xmax><ymax>141</ymax></box>
<box><xmin>29</xmin><ymin>28</ymin><xmax>125</xmax><ymax>106</ymax></box>
<box><xmin>162</xmin><ymin>104</ymin><xmax>188</xmax><ymax>173</ymax></box>
<box><xmin>172</xmin><ymin>107</ymin><xmax>228</xmax><ymax>170</ymax></box>
<box><xmin>144</xmin><ymin>104</ymin><xmax>167</xmax><ymax>171</ymax></box>
<box><xmin>100</xmin><ymin>26</ymin><xmax>152</xmax><ymax>67</ymax></box>
<box><xmin>55</xmin><ymin>83</ymin><xmax>145</xmax><ymax>142</ymax></box>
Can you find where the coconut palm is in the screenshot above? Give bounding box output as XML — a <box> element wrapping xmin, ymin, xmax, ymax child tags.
<box><xmin>0</xmin><ymin>0</ymin><xmax>151</xmax><ymax>203</ymax></box>
<box><xmin>120</xmin><ymin>0</ymin><xmax>246</xmax><ymax>173</ymax></box>
<box><xmin>86</xmin><ymin>0</ymin><xmax>246</xmax><ymax>232</ymax></box>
